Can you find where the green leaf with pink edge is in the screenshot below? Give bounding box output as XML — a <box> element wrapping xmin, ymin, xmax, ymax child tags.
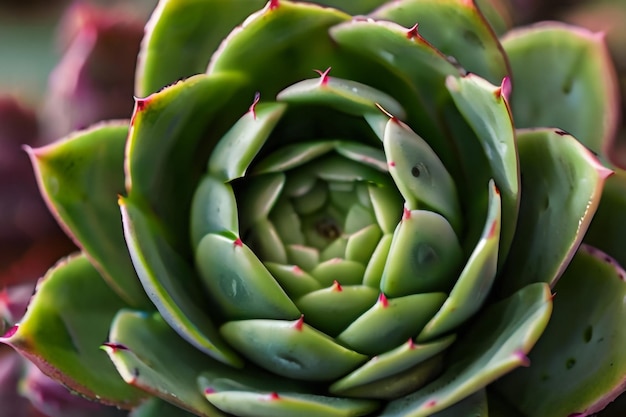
<box><xmin>494</xmin><ymin>246</ymin><xmax>626</xmax><ymax>417</ymax></box>
<box><xmin>499</xmin><ymin>128</ymin><xmax>612</xmax><ymax>295</ymax></box>
<box><xmin>0</xmin><ymin>254</ymin><xmax>146</xmax><ymax>408</ymax></box>
<box><xmin>27</xmin><ymin>121</ymin><xmax>150</xmax><ymax>308</ymax></box>
<box><xmin>370</xmin><ymin>0</ymin><xmax>510</xmax><ymax>85</ymax></box>
<box><xmin>584</xmin><ymin>170</ymin><xmax>626</xmax><ymax>269</ymax></box>
<box><xmin>104</xmin><ymin>310</ymin><xmax>312</xmax><ymax>417</ymax></box>
<box><xmin>377</xmin><ymin>282</ymin><xmax>552</xmax><ymax>417</ymax></box>
<box><xmin>136</xmin><ymin>0</ymin><xmax>267</xmax><ymax>96</ymax></box>
<box><xmin>502</xmin><ymin>23</ymin><xmax>621</xmax><ymax>168</ymax></box>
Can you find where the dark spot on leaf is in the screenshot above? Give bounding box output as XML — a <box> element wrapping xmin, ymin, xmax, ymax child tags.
<box><xmin>566</xmin><ymin>358</ymin><xmax>576</xmax><ymax>369</ymax></box>
<box><xmin>411</xmin><ymin>166</ymin><xmax>420</xmax><ymax>177</ymax></box>
<box><xmin>583</xmin><ymin>325</ymin><xmax>593</xmax><ymax>343</ymax></box>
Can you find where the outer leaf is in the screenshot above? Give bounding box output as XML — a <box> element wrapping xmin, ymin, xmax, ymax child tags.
<box><xmin>499</xmin><ymin>129</ymin><xmax>611</xmax><ymax>294</ymax></box>
<box><xmin>446</xmin><ymin>74</ymin><xmax>518</xmax><ymax>267</ymax></box>
<box><xmin>27</xmin><ymin>121</ymin><xmax>149</xmax><ymax>308</ymax></box>
<box><xmin>502</xmin><ymin>23</ymin><xmax>620</xmax><ymax>166</ymax></box>
<box><xmin>584</xmin><ymin>170</ymin><xmax>626</xmax><ymax>269</ymax></box>
<box><xmin>104</xmin><ymin>310</ymin><xmax>228</xmax><ymax>417</ymax></box>
<box><xmin>0</xmin><ymin>254</ymin><xmax>146</xmax><ymax>407</ymax></box>
<box><xmin>120</xmin><ymin>198</ymin><xmax>242</xmax><ymax>367</ymax></box>
<box><xmin>136</xmin><ymin>0</ymin><xmax>266</xmax><ymax>96</ymax></box>
<box><xmin>370</xmin><ymin>0</ymin><xmax>510</xmax><ymax>84</ymax></box>
<box><xmin>379</xmin><ymin>282</ymin><xmax>552</xmax><ymax>417</ymax></box>
<box><xmin>494</xmin><ymin>247</ymin><xmax>626</xmax><ymax>416</ymax></box>
<box><xmin>126</xmin><ymin>72</ymin><xmax>248</xmax><ymax>252</ymax></box>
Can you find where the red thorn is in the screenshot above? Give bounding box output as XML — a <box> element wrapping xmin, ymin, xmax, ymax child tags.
<box><xmin>500</xmin><ymin>76</ymin><xmax>511</xmax><ymax>101</ymax></box>
<box><xmin>487</xmin><ymin>220</ymin><xmax>498</xmax><ymax>239</ymax></box>
<box><xmin>102</xmin><ymin>342</ymin><xmax>128</xmax><ymax>352</ymax></box>
<box><xmin>233</xmin><ymin>238</ymin><xmax>243</xmax><ymax>247</ymax></box>
<box><xmin>204</xmin><ymin>387</ymin><xmax>216</xmax><ymax>395</ymax></box>
<box><xmin>314</xmin><ymin>67</ymin><xmax>332</xmax><ymax>86</ymax></box>
<box><xmin>494</xmin><ymin>184</ymin><xmax>500</xmax><ymax>195</ymax></box>
<box><xmin>550</xmin><ymin>292</ymin><xmax>557</xmax><ymax>301</ymax></box>
<box><xmin>514</xmin><ymin>350</ymin><xmax>531</xmax><ymax>367</ymax></box>
<box><xmin>425</xmin><ymin>400</ymin><xmax>437</xmax><ymax>408</ymax></box>
<box><xmin>130</xmin><ymin>97</ymin><xmax>149</xmax><ymax>126</ymax></box>
<box><xmin>555</xmin><ymin>129</ymin><xmax>568</xmax><ymax>136</ymax></box>
<box><xmin>2</xmin><ymin>324</ymin><xmax>18</xmax><ymax>338</ymax></box>
<box><xmin>389</xmin><ymin>161</ymin><xmax>396</xmax><ymax>167</ymax></box>
<box><xmin>406</xmin><ymin>23</ymin><xmax>419</xmax><ymax>39</ymax></box>
<box><xmin>269</xmin><ymin>0</ymin><xmax>280</xmax><ymax>10</ymax></box>
<box><xmin>332</xmin><ymin>280</ymin><xmax>343</xmax><ymax>292</ymax></box>
<box><xmin>249</xmin><ymin>91</ymin><xmax>261</xmax><ymax>120</ymax></box>
<box><xmin>378</xmin><ymin>293</ymin><xmax>389</xmax><ymax>308</ymax></box>
<box><xmin>375</xmin><ymin>102</ymin><xmax>399</xmax><ymax>123</ymax></box>
<box><xmin>292</xmin><ymin>265</ymin><xmax>303</xmax><ymax>275</ymax></box>
<box><xmin>293</xmin><ymin>314</ymin><xmax>305</xmax><ymax>331</ymax></box>
<box><xmin>407</xmin><ymin>338</ymin><xmax>416</xmax><ymax>350</ymax></box>
<box><xmin>403</xmin><ymin>206</ymin><xmax>412</xmax><ymax>220</ymax></box>
<box><xmin>102</xmin><ymin>342</ymin><xmax>129</xmax><ymax>352</ymax></box>
<box><xmin>269</xmin><ymin>392</ymin><xmax>280</xmax><ymax>400</ymax></box>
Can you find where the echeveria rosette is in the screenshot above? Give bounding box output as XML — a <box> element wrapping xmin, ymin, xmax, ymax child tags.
<box><xmin>2</xmin><ymin>1</ymin><xmax>625</xmax><ymax>416</ymax></box>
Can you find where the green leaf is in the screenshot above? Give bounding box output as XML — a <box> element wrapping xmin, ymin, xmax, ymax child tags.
<box><xmin>379</xmin><ymin>282</ymin><xmax>552</xmax><ymax>417</ymax></box>
<box><xmin>203</xmin><ymin>385</ymin><xmax>378</xmax><ymax>417</ymax></box>
<box><xmin>370</xmin><ymin>0</ymin><xmax>510</xmax><ymax>84</ymax></box>
<box><xmin>502</xmin><ymin>23</ymin><xmax>620</xmax><ymax>164</ymax></box>
<box><xmin>584</xmin><ymin>170</ymin><xmax>626</xmax><ymax>269</ymax></box>
<box><xmin>104</xmin><ymin>310</ymin><xmax>229</xmax><ymax>417</ymax></box>
<box><xmin>430</xmin><ymin>389</ymin><xmax>488</xmax><ymax>417</ymax></box>
<box><xmin>418</xmin><ymin>179</ymin><xmax>501</xmax><ymax>341</ymax></box>
<box><xmin>28</xmin><ymin>121</ymin><xmax>149</xmax><ymax>308</ymax></box>
<box><xmin>500</xmin><ymin>128</ymin><xmax>612</xmax><ymax>294</ymax></box>
<box><xmin>126</xmin><ymin>73</ymin><xmax>248</xmax><ymax>252</ymax></box>
<box><xmin>136</xmin><ymin>0</ymin><xmax>267</xmax><ymax>95</ymax></box>
<box><xmin>494</xmin><ymin>247</ymin><xmax>626</xmax><ymax>416</ymax></box>
<box><xmin>0</xmin><ymin>254</ymin><xmax>146</xmax><ymax>407</ymax></box>
<box><xmin>446</xmin><ymin>74</ymin><xmax>518</xmax><ymax>267</ymax></box>
<box><xmin>195</xmin><ymin>233</ymin><xmax>301</xmax><ymax>321</ymax></box>
<box><xmin>120</xmin><ymin>198</ymin><xmax>242</xmax><ymax>367</ymax></box>
<box><xmin>220</xmin><ymin>318</ymin><xmax>368</xmax><ymax>381</ymax></box>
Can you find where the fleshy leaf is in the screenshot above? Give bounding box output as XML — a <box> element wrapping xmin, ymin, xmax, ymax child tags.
<box><xmin>370</xmin><ymin>0</ymin><xmax>510</xmax><ymax>84</ymax></box>
<box><xmin>126</xmin><ymin>72</ymin><xmax>248</xmax><ymax>252</ymax></box>
<box><xmin>500</xmin><ymin>128</ymin><xmax>611</xmax><ymax>294</ymax></box>
<box><xmin>203</xmin><ymin>386</ymin><xmax>378</xmax><ymax>417</ymax></box>
<box><xmin>0</xmin><ymin>254</ymin><xmax>146</xmax><ymax>407</ymax></box>
<box><xmin>27</xmin><ymin>121</ymin><xmax>149</xmax><ymax>308</ymax></box>
<box><xmin>195</xmin><ymin>233</ymin><xmax>301</xmax><ymax>321</ymax></box>
<box><xmin>584</xmin><ymin>170</ymin><xmax>626</xmax><ymax>269</ymax></box>
<box><xmin>120</xmin><ymin>198</ymin><xmax>242</xmax><ymax>367</ymax></box>
<box><xmin>190</xmin><ymin>175</ymin><xmax>239</xmax><ymax>248</ymax></box>
<box><xmin>379</xmin><ymin>282</ymin><xmax>552</xmax><ymax>417</ymax></box>
<box><xmin>418</xmin><ymin>179</ymin><xmax>501</xmax><ymax>341</ymax></box>
<box><xmin>220</xmin><ymin>318</ymin><xmax>367</xmax><ymax>381</ymax></box>
<box><xmin>502</xmin><ymin>23</ymin><xmax>620</xmax><ymax>166</ymax></box>
<box><xmin>430</xmin><ymin>389</ymin><xmax>488</xmax><ymax>417</ymax></box>
<box><xmin>446</xmin><ymin>74</ymin><xmax>518</xmax><ymax>267</ymax></box>
<box><xmin>330</xmin><ymin>335</ymin><xmax>456</xmax><ymax>397</ymax></box>
<box><xmin>104</xmin><ymin>310</ymin><xmax>228</xmax><ymax>417</ymax></box>
<box><xmin>129</xmin><ymin>397</ymin><xmax>197</xmax><ymax>417</ymax></box>
<box><xmin>136</xmin><ymin>0</ymin><xmax>266</xmax><ymax>96</ymax></box>
<box><xmin>494</xmin><ymin>247</ymin><xmax>626</xmax><ymax>416</ymax></box>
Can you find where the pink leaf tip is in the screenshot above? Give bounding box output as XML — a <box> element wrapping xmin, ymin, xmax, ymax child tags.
<box><xmin>101</xmin><ymin>342</ymin><xmax>129</xmax><ymax>352</ymax></box>
<box><xmin>378</xmin><ymin>293</ymin><xmax>389</xmax><ymax>308</ymax></box>
<box><xmin>293</xmin><ymin>314</ymin><xmax>305</xmax><ymax>331</ymax></box>
<box><xmin>514</xmin><ymin>349</ymin><xmax>531</xmax><ymax>367</ymax></box>
<box><xmin>2</xmin><ymin>324</ymin><xmax>18</xmax><ymax>339</ymax></box>
<box><xmin>233</xmin><ymin>238</ymin><xmax>243</xmax><ymax>248</ymax></box>
<box><xmin>403</xmin><ymin>206</ymin><xmax>412</xmax><ymax>220</ymax></box>
<box><xmin>494</xmin><ymin>76</ymin><xmax>511</xmax><ymax>101</ymax></box>
<box><xmin>314</xmin><ymin>67</ymin><xmax>332</xmax><ymax>86</ymax></box>
<box><xmin>406</xmin><ymin>24</ymin><xmax>419</xmax><ymax>40</ymax></box>
<box><xmin>269</xmin><ymin>0</ymin><xmax>279</xmax><ymax>10</ymax></box>
<box><xmin>269</xmin><ymin>392</ymin><xmax>280</xmax><ymax>400</ymax></box>
<box><xmin>331</xmin><ymin>280</ymin><xmax>343</xmax><ymax>292</ymax></box>
<box><xmin>249</xmin><ymin>91</ymin><xmax>261</xmax><ymax>120</ymax></box>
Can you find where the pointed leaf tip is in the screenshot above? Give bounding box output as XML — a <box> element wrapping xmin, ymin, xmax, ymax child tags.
<box><xmin>2</xmin><ymin>324</ymin><xmax>18</xmax><ymax>339</ymax></box>
<box><xmin>406</xmin><ymin>24</ymin><xmax>419</xmax><ymax>39</ymax></box>
<box><xmin>269</xmin><ymin>0</ymin><xmax>279</xmax><ymax>10</ymax></box>
<box><xmin>314</xmin><ymin>67</ymin><xmax>331</xmax><ymax>86</ymax></box>
<box><xmin>249</xmin><ymin>92</ymin><xmax>261</xmax><ymax>120</ymax></box>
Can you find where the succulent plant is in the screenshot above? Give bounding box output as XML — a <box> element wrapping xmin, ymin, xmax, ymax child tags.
<box><xmin>2</xmin><ymin>0</ymin><xmax>626</xmax><ymax>416</ymax></box>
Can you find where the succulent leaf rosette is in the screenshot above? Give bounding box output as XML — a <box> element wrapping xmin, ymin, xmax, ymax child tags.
<box><xmin>2</xmin><ymin>1</ymin><xmax>626</xmax><ymax>416</ymax></box>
